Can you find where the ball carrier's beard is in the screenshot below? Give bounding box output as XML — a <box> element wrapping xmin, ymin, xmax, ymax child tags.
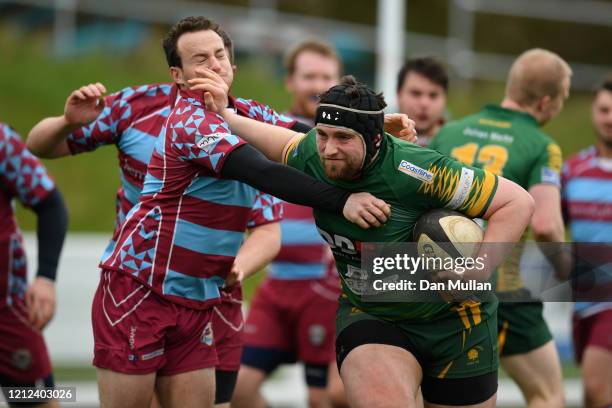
<box><xmin>322</xmin><ymin>155</ymin><xmax>363</xmax><ymax>181</ymax></box>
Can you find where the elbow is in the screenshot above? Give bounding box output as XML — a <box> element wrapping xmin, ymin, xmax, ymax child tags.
<box><xmin>26</xmin><ymin>134</ymin><xmax>54</xmax><ymax>158</ymax></box>
<box><xmin>517</xmin><ymin>191</ymin><xmax>536</xmax><ymax>229</ymax></box>
<box><xmin>25</xmin><ymin>134</ymin><xmax>42</xmax><ymax>156</ymax></box>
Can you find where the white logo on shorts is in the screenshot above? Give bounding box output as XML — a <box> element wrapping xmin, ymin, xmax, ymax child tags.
<box><xmin>201</xmin><ymin>322</ymin><xmax>214</xmax><ymax>346</ymax></box>
<box><xmin>308</xmin><ymin>325</ymin><xmax>326</xmax><ymax>346</ymax></box>
<box><xmin>12</xmin><ymin>349</ymin><xmax>32</xmax><ymax>370</ymax></box>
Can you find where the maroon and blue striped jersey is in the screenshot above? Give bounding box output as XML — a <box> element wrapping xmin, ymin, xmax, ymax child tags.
<box><xmin>0</xmin><ymin>124</ymin><xmax>55</xmax><ymax>308</ymax></box>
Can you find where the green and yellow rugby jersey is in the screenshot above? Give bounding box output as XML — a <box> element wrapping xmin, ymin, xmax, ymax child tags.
<box><xmin>284</xmin><ymin>129</ymin><xmax>498</xmax><ymax>321</ymax></box>
<box><xmin>429</xmin><ymin>104</ymin><xmax>562</xmax><ymax>294</ymax></box>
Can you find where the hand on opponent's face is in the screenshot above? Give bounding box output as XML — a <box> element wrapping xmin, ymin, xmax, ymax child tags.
<box><xmin>188</xmin><ymin>68</ymin><xmax>229</xmax><ymax>113</ymax></box>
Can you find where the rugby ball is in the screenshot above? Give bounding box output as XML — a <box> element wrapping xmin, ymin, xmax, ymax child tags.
<box><xmin>413</xmin><ymin>209</ymin><xmax>484</xmax><ymax>263</ymax></box>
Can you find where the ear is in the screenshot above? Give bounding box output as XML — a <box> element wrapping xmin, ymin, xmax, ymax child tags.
<box><xmin>537</xmin><ymin>95</ymin><xmax>552</xmax><ymax>113</ymax></box>
<box><xmin>232</xmin><ymin>64</ymin><xmax>237</xmax><ymax>73</ymax></box>
<box><xmin>170</xmin><ymin>67</ymin><xmax>185</xmax><ymax>87</ymax></box>
<box><xmin>374</xmin><ymin>133</ymin><xmax>382</xmax><ymax>148</ymax></box>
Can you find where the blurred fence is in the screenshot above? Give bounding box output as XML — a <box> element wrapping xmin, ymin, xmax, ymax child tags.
<box><xmin>1</xmin><ymin>0</ymin><xmax>611</xmax><ymax>92</ymax></box>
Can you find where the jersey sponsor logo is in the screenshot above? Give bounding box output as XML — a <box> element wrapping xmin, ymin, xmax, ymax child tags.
<box><xmin>397</xmin><ymin>160</ymin><xmax>433</xmax><ymax>183</ymax></box>
<box><xmin>127</xmin><ymin>348</ymin><xmax>165</xmax><ymax>362</ymax></box>
<box><xmin>196</xmin><ymin>132</ymin><xmax>226</xmax><ymax>152</ymax></box>
<box><xmin>541</xmin><ymin>166</ymin><xmax>560</xmax><ymax>185</ymax></box>
<box><xmin>343</xmin><ymin>264</ymin><xmax>368</xmax><ymax>295</ymax></box>
<box><xmin>317</xmin><ymin>228</ymin><xmax>361</xmax><ymax>255</ymax></box>
<box><xmin>446</xmin><ymin>167</ymin><xmax>474</xmax><ymax>209</ymax></box>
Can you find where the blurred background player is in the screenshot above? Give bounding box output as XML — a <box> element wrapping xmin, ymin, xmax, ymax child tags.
<box><xmin>25</xmin><ymin>16</ymin><xmax>311</xmax><ymax>407</ymax></box>
<box><xmin>283</xmin><ymin>39</ymin><xmax>343</xmax><ymax>126</ymax></box>
<box><xmin>396</xmin><ymin>56</ymin><xmax>448</xmax><ymax>147</ymax></box>
<box><xmin>563</xmin><ymin>76</ymin><xmax>612</xmax><ymax>408</ymax></box>
<box><xmin>0</xmin><ymin>123</ymin><xmax>68</xmax><ymax>407</ymax></box>
<box><xmin>232</xmin><ymin>38</ymin><xmax>346</xmax><ymax>408</ymax></box>
<box><xmin>429</xmin><ymin>48</ymin><xmax>571</xmax><ymax>408</ymax></box>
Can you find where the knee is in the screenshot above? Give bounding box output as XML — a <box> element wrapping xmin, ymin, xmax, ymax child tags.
<box><xmin>584</xmin><ymin>376</ymin><xmax>612</xmax><ymax>407</ymax></box>
<box><xmin>525</xmin><ymin>387</ymin><xmax>565</xmax><ymax>408</ymax></box>
<box><xmin>328</xmin><ymin>385</ymin><xmax>349</xmax><ymax>408</ymax></box>
<box><xmin>348</xmin><ymin>383</ymin><xmax>415</xmax><ymax>408</ymax></box>
<box><xmin>307</xmin><ymin>389</ymin><xmax>330</xmax><ymax>408</ymax></box>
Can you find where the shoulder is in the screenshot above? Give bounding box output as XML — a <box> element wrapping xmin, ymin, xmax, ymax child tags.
<box><xmin>108</xmin><ymin>83</ymin><xmax>173</xmax><ymax>111</ymax></box>
<box><xmin>233</xmin><ymin>96</ymin><xmax>296</xmax><ymax>125</ymax></box>
<box><xmin>285</xmin><ymin>129</ymin><xmax>318</xmax><ymax>166</ymax></box>
<box><xmin>385</xmin><ymin>135</ymin><xmax>446</xmax><ymax>184</ymax></box>
<box><xmin>388</xmin><ymin>135</ymin><xmax>444</xmax><ymax>163</ymax></box>
<box><xmin>434</xmin><ymin>114</ymin><xmax>478</xmax><ymax>140</ymax></box>
<box><xmin>563</xmin><ymin>146</ymin><xmax>596</xmax><ymax>175</ymax></box>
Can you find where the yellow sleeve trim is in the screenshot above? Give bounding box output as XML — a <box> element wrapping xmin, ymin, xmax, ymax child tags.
<box><xmin>465</xmin><ymin>170</ymin><xmax>497</xmax><ymax>218</ymax></box>
<box><xmin>282</xmin><ymin>134</ymin><xmax>306</xmax><ymax>164</ymax></box>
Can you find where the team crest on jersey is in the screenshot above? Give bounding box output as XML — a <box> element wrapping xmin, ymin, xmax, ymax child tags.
<box><xmin>466</xmin><ymin>345</ymin><xmax>484</xmax><ymax>366</ymax></box>
<box><xmin>12</xmin><ymin>348</ymin><xmax>32</xmax><ymax>370</ymax></box>
<box><xmin>196</xmin><ymin>132</ymin><xmax>226</xmax><ymax>153</ymax></box>
<box><xmin>308</xmin><ymin>325</ymin><xmax>326</xmax><ymax>346</ymax></box>
<box><xmin>397</xmin><ymin>160</ymin><xmax>433</xmax><ymax>183</ymax></box>
<box><xmin>201</xmin><ymin>322</ymin><xmax>214</xmax><ymax>346</ymax></box>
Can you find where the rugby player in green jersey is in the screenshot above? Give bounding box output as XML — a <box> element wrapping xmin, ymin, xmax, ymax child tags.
<box><xmin>194</xmin><ymin>73</ymin><xmax>534</xmax><ymax>407</ymax></box>
<box><xmin>429</xmin><ymin>49</ymin><xmax>571</xmax><ymax>408</ymax></box>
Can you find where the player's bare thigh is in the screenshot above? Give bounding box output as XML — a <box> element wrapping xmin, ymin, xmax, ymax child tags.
<box><xmin>500</xmin><ymin>340</ymin><xmax>564</xmax><ymax>408</ymax></box>
<box><xmin>581</xmin><ymin>346</ymin><xmax>612</xmax><ymax>408</ymax></box>
<box><xmin>340</xmin><ymin>343</ymin><xmax>422</xmax><ymax>408</ymax></box>
<box><xmin>155</xmin><ymin>367</ymin><xmax>215</xmax><ymax>408</ymax></box>
<box><xmin>97</xmin><ymin>368</ymin><xmax>156</xmax><ymax>408</ymax></box>
<box><xmin>231</xmin><ymin>365</ymin><xmax>267</xmax><ymax>408</ymax></box>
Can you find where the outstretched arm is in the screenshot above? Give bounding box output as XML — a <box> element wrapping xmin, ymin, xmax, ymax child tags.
<box><xmin>27</xmin><ymin>83</ymin><xmax>107</xmax><ymax>157</ymax></box>
<box><xmin>223</xmin><ymin>108</ymin><xmax>302</xmax><ymax>162</ymax></box>
<box><xmin>221</xmin><ymin>144</ymin><xmax>390</xmax><ymax>229</ymax></box>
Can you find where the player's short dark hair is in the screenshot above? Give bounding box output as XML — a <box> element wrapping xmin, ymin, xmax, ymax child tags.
<box><xmin>319</xmin><ymin>75</ymin><xmax>387</xmax><ymax>110</ymax></box>
<box><xmin>396</xmin><ymin>56</ymin><xmax>449</xmax><ymax>93</ymax></box>
<box><xmin>284</xmin><ymin>39</ymin><xmax>342</xmax><ymax>76</ymax></box>
<box><xmin>595</xmin><ymin>75</ymin><xmax>612</xmax><ymax>95</ymax></box>
<box><xmin>162</xmin><ymin>16</ymin><xmax>234</xmax><ymax>68</ymax></box>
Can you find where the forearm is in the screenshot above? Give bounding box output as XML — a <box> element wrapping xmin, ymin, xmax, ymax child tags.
<box><xmin>27</xmin><ymin>116</ymin><xmax>75</xmax><ymax>157</ymax></box>
<box><xmin>223</xmin><ymin>109</ymin><xmax>302</xmax><ymax>162</ymax></box>
<box><xmin>33</xmin><ymin>189</ymin><xmax>68</xmax><ymax>280</ymax></box>
<box><xmin>532</xmin><ymin>217</ymin><xmax>565</xmax><ymax>243</ymax></box>
<box><xmin>235</xmin><ymin>223</ymin><xmax>281</xmax><ymax>280</ymax></box>
<box><xmin>221</xmin><ymin>144</ymin><xmax>349</xmax><ymax>214</ymax></box>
